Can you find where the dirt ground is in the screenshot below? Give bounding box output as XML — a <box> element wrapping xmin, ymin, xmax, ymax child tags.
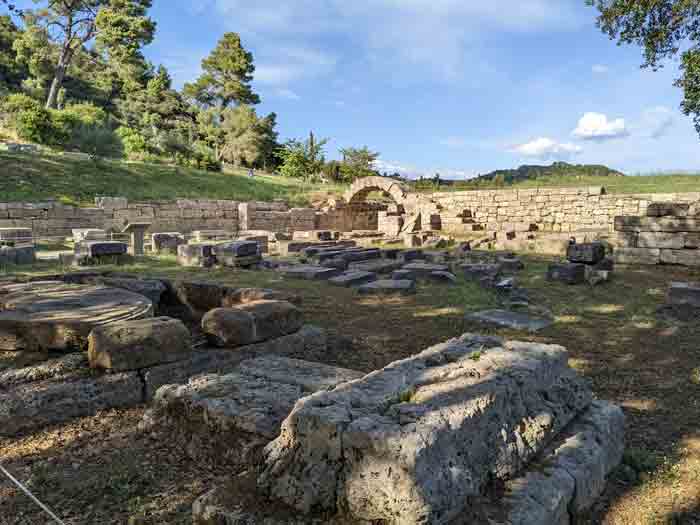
<box><xmin>1</xmin><ymin>255</ymin><xmax>699</xmax><ymax>524</ymax></box>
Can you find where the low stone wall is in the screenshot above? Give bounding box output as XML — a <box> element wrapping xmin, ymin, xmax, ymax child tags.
<box><xmin>0</xmin><ymin>198</ymin><xmax>321</xmax><ymax>239</ymax></box>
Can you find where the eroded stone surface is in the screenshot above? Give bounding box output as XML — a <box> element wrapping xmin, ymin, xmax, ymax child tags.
<box><xmin>0</xmin><ymin>352</ymin><xmax>88</xmax><ymax>388</ymax></box>
<box><xmin>546</xmin><ymin>263</ymin><xmax>586</xmax><ymax>285</ymax></box>
<box><xmin>668</xmin><ymin>281</ymin><xmax>700</xmax><ymax>309</ymax></box>
<box><xmin>328</xmin><ymin>271</ymin><xmax>377</xmax><ymax>288</ymax></box>
<box><xmin>88</xmin><ymin>317</ymin><xmax>192</xmax><ymax>371</ymax></box>
<box><xmin>0</xmin><ymin>281</ymin><xmax>153</xmax><ymax>351</ymax></box>
<box><xmin>146</xmin><ymin>356</ymin><xmax>362</xmax><ymax>463</ymax></box>
<box><xmin>401</xmin><ymin>262</ymin><xmax>449</xmax><ymax>278</ymax></box>
<box><xmin>260</xmin><ymin>334</ymin><xmax>592</xmax><ymax>523</ymax></box>
<box><xmin>357</xmin><ymin>279</ymin><xmax>416</xmax><ymax>295</ymax></box>
<box><xmin>281</xmin><ymin>265</ymin><xmax>343</xmax><ymax>280</ymax></box>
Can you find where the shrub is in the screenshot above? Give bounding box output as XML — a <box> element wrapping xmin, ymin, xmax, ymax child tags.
<box><xmin>116</xmin><ymin>126</ymin><xmax>149</xmax><ymax>158</ymax></box>
<box><xmin>71</xmin><ymin>124</ymin><xmax>123</xmax><ymax>159</ymax></box>
<box><xmin>61</xmin><ymin>103</ymin><xmax>106</xmax><ymax>126</ymax></box>
<box><xmin>1</xmin><ymin>93</ymin><xmax>54</xmax><ymax>144</ymax></box>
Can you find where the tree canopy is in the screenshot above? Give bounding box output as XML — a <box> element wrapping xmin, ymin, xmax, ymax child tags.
<box><xmin>588</xmin><ymin>0</ymin><xmax>700</xmax><ymax>136</ymax></box>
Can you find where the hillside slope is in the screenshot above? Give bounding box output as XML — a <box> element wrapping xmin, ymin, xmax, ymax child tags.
<box><xmin>0</xmin><ymin>151</ymin><xmax>346</xmax><ymax>205</ymax></box>
<box><xmin>476</xmin><ymin>161</ymin><xmax>625</xmax><ymax>183</ymax></box>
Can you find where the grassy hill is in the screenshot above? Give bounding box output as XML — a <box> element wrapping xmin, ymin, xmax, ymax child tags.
<box><xmin>475</xmin><ymin>161</ymin><xmax>625</xmax><ymax>183</ymax></box>
<box><xmin>0</xmin><ymin>150</ymin><xmax>346</xmax><ymax>206</ymax></box>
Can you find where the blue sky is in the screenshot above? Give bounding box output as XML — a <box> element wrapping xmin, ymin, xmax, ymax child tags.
<box><xmin>13</xmin><ymin>0</ymin><xmax>700</xmax><ymax>178</ymax></box>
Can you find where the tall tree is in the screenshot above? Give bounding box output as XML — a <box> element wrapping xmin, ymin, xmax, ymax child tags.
<box><xmin>0</xmin><ymin>15</ymin><xmax>28</xmax><ymax>94</ymax></box>
<box><xmin>20</xmin><ymin>0</ymin><xmax>155</xmax><ymax>109</ymax></box>
<box><xmin>183</xmin><ymin>32</ymin><xmax>259</xmax><ymax>109</ymax></box>
<box><xmin>588</xmin><ymin>0</ymin><xmax>700</xmax><ymax>136</ymax></box>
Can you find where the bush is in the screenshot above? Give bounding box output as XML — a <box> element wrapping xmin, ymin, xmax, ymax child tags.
<box><xmin>116</xmin><ymin>126</ymin><xmax>148</xmax><ymax>158</ymax></box>
<box><xmin>71</xmin><ymin>124</ymin><xmax>123</xmax><ymax>159</ymax></box>
<box><xmin>61</xmin><ymin>103</ymin><xmax>106</xmax><ymax>126</ymax></box>
<box><xmin>1</xmin><ymin>93</ymin><xmax>54</xmax><ymax>144</ymax></box>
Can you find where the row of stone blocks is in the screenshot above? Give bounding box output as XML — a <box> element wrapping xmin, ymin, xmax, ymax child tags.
<box><xmin>144</xmin><ymin>333</ymin><xmax>624</xmax><ymax>524</ymax></box>
<box><xmin>613</xmin><ymin>202</ymin><xmax>700</xmax><ymax>266</ymax></box>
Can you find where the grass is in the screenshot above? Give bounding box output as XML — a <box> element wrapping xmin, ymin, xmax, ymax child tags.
<box><xmin>0</xmin><ymin>150</ymin><xmax>347</xmax><ymax>206</ymax></box>
<box><xmin>2</xmin><ymin>251</ymin><xmax>700</xmax><ymax>524</ymax></box>
<box><xmin>413</xmin><ymin>173</ymin><xmax>700</xmax><ymax>194</ymax></box>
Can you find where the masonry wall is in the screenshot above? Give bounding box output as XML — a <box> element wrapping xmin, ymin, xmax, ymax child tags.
<box><xmin>0</xmin><ymin>198</ymin><xmax>320</xmax><ymax>239</ymax></box>
<box><xmin>425</xmin><ymin>187</ymin><xmax>700</xmax><ymax>236</ymax></box>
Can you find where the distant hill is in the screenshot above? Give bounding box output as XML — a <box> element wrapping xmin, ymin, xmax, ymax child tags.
<box><xmin>474</xmin><ymin>162</ymin><xmax>625</xmax><ymax>183</ymax></box>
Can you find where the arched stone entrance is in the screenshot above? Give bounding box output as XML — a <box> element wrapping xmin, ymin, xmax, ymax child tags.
<box><xmin>344</xmin><ymin>176</ymin><xmax>410</xmax><ymax>206</ymax></box>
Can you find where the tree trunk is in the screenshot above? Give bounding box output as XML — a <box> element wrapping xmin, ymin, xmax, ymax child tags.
<box><xmin>46</xmin><ymin>46</ymin><xmax>72</xmax><ymax>110</ymax></box>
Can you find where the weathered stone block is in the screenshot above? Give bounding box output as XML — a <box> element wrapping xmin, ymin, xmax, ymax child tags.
<box><xmin>222</xmin><ymin>288</ymin><xmax>301</xmax><ymax>307</ymax></box>
<box><xmin>613</xmin><ymin>247</ymin><xmax>660</xmax><ymax>265</ymax></box>
<box><xmin>145</xmin><ymin>356</ymin><xmax>362</xmax><ymax>462</ymax></box>
<box><xmin>660</xmin><ymin>249</ymin><xmax>700</xmax><ymax>266</ymax></box>
<box><xmin>74</xmin><ymin>241</ymin><xmax>128</xmax><ymax>265</ymax></box>
<box><xmin>357</xmin><ymin>279</ymin><xmax>416</xmax><ymax>295</ymax></box>
<box><xmin>646</xmin><ymin>202</ymin><xmax>690</xmax><ymax>217</ymax></box>
<box><xmin>401</xmin><ymin>262</ymin><xmax>449</xmax><ymax>278</ymax></box>
<box><xmin>637</xmin><ymin>232</ymin><xmax>685</xmax><ymax>249</ymax></box>
<box><xmin>202</xmin><ymin>301</ymin><xmax>303</xmax><ymax>348</ymax></box>
<box><xmin>461</xmin><ymin>263</ymin><xmax>501</xmax><ymax>283</ymax></box>
<box><xmin>213</xmin><ymin>240</ymin><xmax>259</xmax><ymax>257</ymax></box>
<box><xmin>547</xmin><ymin>263</ymin><xmax>586</xmax><ymax>284</ymax></box>
<box><xmin>174</xmin><ymin>280</ymin><xmax>228</xmax><ymax>315</ymax></box>
<box><xmin>0</xmin><ymin>227</ymin><xmax>32</xmax><ymax>242</ymax></box>
<box><xmin>566</xmin><ymin>242</ymin><xmax>606</xmax><ymax>264</ymax></box>
<box><xmin>328</xmin><ymin>271</ymin><xmax>377</xmax><ymax>287</ymax></box>
<box><xmin>281</xmin><ymin>265</ymin><xmax>343</xmax><ymax>280</ymax></box>
<box><xmin>497</xmin><ymin>255</ymin><xmax>525</xmax><ymax>271</ymax></box>
<box><xmin>0</xmin><ymin>372</ymin><xmax>143</xmax><ymax>437</ymax></box>
<box><xmin>88</xmin><ymin>317</ymin><xmax>192</xmax><ymax>371</ymax></box>
<box><xmin>177</xmin><ymin>243</ymin><xmax>216</xmax><ymax>267</ymax></box>
<box><xmin>615</xmin><ymin>216</ymin><xmax>700</xmax><ymax>233</ymax></box>
<box><xmin>151</xmin><ymin>232</ymin><xmax>185</xmax><ymax>254</ymax></box>
<box><xmin>686</xmin><ymin>233</ymin><xmax>700</xmax><ymax>248</ymax></box>
<box><xmin>466</xmin><ymin>309</ymin><xmax>552</xmax><ymax>332</ymax></box>
<box><xmin>348</xmin><ymin>259</ymin><xmax>403</xmax><ymax>274</ymax></box>
<box><xmin>667</xmin><ymin>281</ymin><xmax>700</xmax><ymax>308</ymax></box>
<box><xmin>260</xmin><ymin>334</ymin><xmax>592</xmax><ymax>523</ymax></box>
<box><xmin>72</xmin><ymin>229</ymin><xmax>106</xmax><ymax>243</ymax></box>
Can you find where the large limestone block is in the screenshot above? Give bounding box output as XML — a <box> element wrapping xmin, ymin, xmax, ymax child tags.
<box><xmin>88</xmin><ymin>317</ymin><xmax>192</xmax><ymax>371</ymax></box>
<box><xmin>566</xmin><ymin>242</ymin><xmax>606</xmax><ymax>264</ymax></box>
<box><xmin>177</xmin><ymin>244</ymin><xmax>216</xmax><ymax>268</ymax></box>
<box><xmin>613</xmin><ymin>247</ymin><xmax>660</xmax><ymax>265</ymax></box>
<box><xmin>174</xmin><ymin>280</ymin><xmax>228</xmax><ymax>315</ymax></box>
<box><xmin>142</xmin><ymin>325</ymin><xmax>327</xmax><ymax>399</ymax></box>
<box><xmin>72</xmin><ymin>229</ymin><xmax>106</xmax><ymax>243</ymax></box>
<box><xmin>202</xmin><ymin>301</ymin><xmax>303</xmax><ymax>348</ymax></box>
<box><xmin>471</xmin><ymin>401</ymin><xmax>624</xmax><ymax>524</ymax></box>
<box><xmin>660</xmin><ymin>249</ymin><xmax>700</xmax><ymax>266</ymax></box>
<box><xmin>213</xmin><ymin>240</ymin><xmax>260</xmax><ymax>257</ymax></box>
<box><xmin>401</xmin><ymin>262</ymin><xmax>450</xmax><ymax>278</ymax></box>
<box><xmin>637</xmin><ymin>232</ymin><xmax>685</xmax><ymax>249</ymax></box>
<box><xmin>0</xmin><ymin>372</ymin><xmax>143</xmax><ymax>436</ymax></box>
<box><xmin>222</xmin><ymin>288</ymin><xmax>301</xmax><ymax>307</ymax></box>
<box><xmin>546</xmin><ymin>263</ymin><xmax>586</xmax><ymax>285</ymax></box>
<box><xmin>146</xmin><ymin>356</ymin><xmax>362</xmax><ymax>463</ymax></box>
<box><xmin>646</xmin><ymin>202</ymin><xmax>690</xmax><ymax>217</ymax></box>
<box><xmin>615</xmin><ymin>216</ymin><xmax>700</xmax><ymax>233</ymax></box>
<box><xmin>260</xmin><ymin>334</ymin><xmax>592</xmax><ymax>524</ymax></box>
<box><xmin>151</xmin><ymin>232</ymin><xmax>185</xmax><ymax>254</ymax></box>
<box><xmin>281</xmin><ymin>265</ymin><xmax>343</xmax><ymax>280</ymax></box>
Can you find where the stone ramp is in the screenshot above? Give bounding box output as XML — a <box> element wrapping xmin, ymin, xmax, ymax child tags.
<box><xmin>144</xmin><ymin>355</ymin><xmax>363</xmax><ymax>464</ymax></box>
<box><xmin>192</xmin><ymin>401</ymin><xmax>623</xmax><ymax>525</ymax></box>
<box><xmin>259</xmin><ymin>334</ymin><xmax>593</xmax><ymax>523</ymax></box>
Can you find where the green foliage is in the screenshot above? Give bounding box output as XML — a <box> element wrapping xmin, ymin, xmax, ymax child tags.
<box><xmin>277</xmin><ymin>131</ymin><xmax>329</xmax><ymax>180</ymax></box>
<box><xmin>183</xmin><ymin>32</ymin><xmax>259</xmax><ymax>108</ymax></box>
<box><xmin>588</xmin><ymin>0</ymin><xmax>700</xmax><ymax>137</ymax></box>
<box><xmin>219</xmin><ymin>105</ymin><xmax>279</xmax><ymax>168</ymax></box>
<box><xmin>337</xmin><ymin>146</ymin><xmax>380</xmax><ymax>182</ymax></box>
<box><xmin>0</xmin><ymin>15</ymin><xmax>28</xmax><ymax>95</ymax></box>
<box><xmin>1</xmin><ymin>93</ymin><xmax>54</xmax><ymax>143</ymax></box>
<box><xmin>116</xmin><ymin>126</ymin><xmax>148</xmax><ymax>158</ymax></box>
<box><xmin>71</xmin><ymin>124</ymin><xmax>123</xmax><ymax>159</ymax></box>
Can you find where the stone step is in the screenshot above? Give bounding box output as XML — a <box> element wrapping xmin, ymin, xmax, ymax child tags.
<box><xmin>259</xmin><ymin>334</ymin><xmax>592</xmax><ymax>524</ymax></box>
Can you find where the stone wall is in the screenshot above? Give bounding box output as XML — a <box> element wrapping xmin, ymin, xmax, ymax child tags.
<box><xmin>0</xmin><ymin>198</ymin><xmax>320</xmax><ymax>239</ymax></box>
<box><xmin>424</xmin><ymin>187</ymin><xmax>700</xmax><ymax>236</ymax></box>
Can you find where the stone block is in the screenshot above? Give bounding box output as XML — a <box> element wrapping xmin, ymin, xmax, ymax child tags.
<box><xmin>0</xmin><ymin>372</ymin><xmax>143</xmax><ymax>437</ymax></box>
<box><xmin>667</xmin><ymin>281</ymin><xmax>700</xmax><ymax>308</ymax></box>
<box><xmin>646</xmin><ymin>202</ymin><xmax>690</xmax><ymax>217</ymax></box>
<box><xmin>348</xmin><ymin>259</ymin><xmax>403</xmax><ymax>274</ymax></box>
<box><xmin>174</xmin><ymin>280</ymin><xmax>228</xmax><ymax>315</ymax></box>
<box><xmin>497</xmin><ymin>255</ymin><xmax>525</xmax><ymax>272</ymax></box>
<box><xmin>75</xmin><ymin>240</ymin><xmax>128</xmax><ymax>258</ymax></box>
<box><xmin>151</xmin><ymin>232</ymin><xmax>185</xmax><ymax>254</ymax></box>
<box><xmin>328</xmin><ymin>271</ymin><xmax>378</xmax><ymax>287</ymax></box>
<box><xmin>88</xmin><ymin>317</ymin><xmax>192</xmax><ymax>371</ymax></box>
<box><xmin>637</xmin><ymin>232</ymin><xmax>685</xmax><ymax>249</ymax></box>
<box><xmin>217</xmin><ymin>254</ymin><xmax>262</xmax><ymax>268</ymax></box>
<box><xmin>213</xmin><ymin>240</ymin><xmax>260</xmax><ymax>257</ymax></box>
<box><xmin>547</xmin><ymin>263</ymin><xmax>586</xmax><ymax>284</ymax></box>
<box><xmin>686</xmin><ymin>233</ymin><xmax>700</xmax><ymax>248</ymax></box>
<box><xmin>259</xmin><ymin>334</ymin><xmax>591</xmax><ymax>523</ymax></box>
<box><xmin>202</xmin><ymin>301</ymin><xmax>303</xmax><ymax>348</ymax></box>
<box><xmin>660</xmin><ymin>249</ymin><xmax>700</xmax><ymax>266</ymax></box>
<box><xmin>0</xmin><ymin>227</ymin><xmax>32</xmax><ymax>242</ymax></box>
<box><xmin>427</xmin><ymin>270</ymin><xmax>457</xmax><ymax>284</ymax></box>
<box><xmin>613</xmin><ymin>247</ymin><xmax>660</xmax><ymax>265</ymax></box>
<box><xmin>466</xmin><ymin>309</ymin><xmax>552</xmax><ymax>332</ymax></box>
<box><xmin>615</xmin><ymin>216</ymin><xmax>700</xmax><ymax>233</ymax></box>
<box><xmin>401</xmin><ymin>262</ymin><xmax>450</xmax><ymax>278</ymax></box>
<box><xmin>566</xmin><ymin>242</ymin><xmax>606</xmax><ymax>264</ymax></box>
<box><xmin>461</xmin><ymin>263</ymin><xmax>501</xmax><ymax>283</ymax></box>
<box><xmin>281</xmin><ymin>265</ymin><xmax>343</xmax><ymax>280</ymax></box>
<box><xmin>72</xmin><ymin>229</ymin><xmax>106</xmax><ymax>243</ymax></box>
<box><xmin>357</xmin><ymin>279</ymin><xmax>416</xmax><ymax>295</ymax></box>
<box><xmin>222</xmin><ymin>288</ymin><xmax>301</xmax><ymax>307</ymax></box>
<box><xmin>0</xmin><ymin>353</ymin><xmax>87</xmax><ymax>388</ymax></box>
<box><xmin>145</xmin><ymin>356</ymin><xmax>362</xmax><ymax>463</ymax></box>
<box><xmin>177</xmin><ymin>244</ymin><xmax>216</xmax><ymax>268</ymax></box>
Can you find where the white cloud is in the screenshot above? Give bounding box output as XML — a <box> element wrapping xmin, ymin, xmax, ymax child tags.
<box><xmin>254</xmin><ymin>46</ymin><xmax>337</xmax><ymax>86</ymax></box>
<box><xmin>510</xmin><ymin>137</ymin><xmax>583</xmax><ymax>160</ymax></box>
<box><xmin>572</xmin><ymin>112</ymin><xmax>629</xmax><ymax>140</ymax></box>
<box><xmin>591</xmin><ymin>64</ymin><xmax>609</xmax><ymax>74</ymax></box>
<box><xmin>641</xmin><ymin>106</ymin><xmax>674</xmax><ymax>139</ymax></box>
<box><xmin>276</xmin><ymin>88</ymin><xmax>301</xmax><ymax>100</ymax></box>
